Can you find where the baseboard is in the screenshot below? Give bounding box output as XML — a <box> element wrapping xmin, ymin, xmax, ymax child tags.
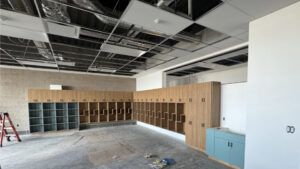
<box><xmin>136</xmin><ymin>121</ymin><xmax>185</xmax><ymax>142</ymax></box>
<box><xmin>14</xmin><ymin>130</ymin><xmax>30</xmax><ymax>135</ymax></box>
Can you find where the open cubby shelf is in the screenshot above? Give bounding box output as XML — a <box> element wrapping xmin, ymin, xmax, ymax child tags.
<box><xmin>133</xmin><ymin>102</ymin><xmax>185</xmax><ymax>134</ymax></box>
<box><xmin>77</xmin><ymin>102</ymin><xmax>133</xmax><ymax>124</ymax></box>
<box><xmin>28</xmin><ymin>102</ymin><xmax>79</xmax><ymax>133</ymax></box>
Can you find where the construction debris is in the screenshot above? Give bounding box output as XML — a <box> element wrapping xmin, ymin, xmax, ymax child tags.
<box><xmin>149</xmin><ymin>158</ymin><xmax>175</xmax><ymax>169</ymax></box>
<box><xmin>144</xmin><ymin>153</ymin><xmax>154</xmax><ymax>158</ymax></box>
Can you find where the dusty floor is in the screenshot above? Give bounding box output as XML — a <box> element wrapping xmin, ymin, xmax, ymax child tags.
<box><xmin>0</xmin><ymin>125</ymin><xmax>232</xmax><ymax>169</ymax></box>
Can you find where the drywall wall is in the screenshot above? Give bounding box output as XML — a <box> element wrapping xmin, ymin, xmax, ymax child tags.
<box><xmin>221</xmin><ymin>82</ymin><xmax>247</xmax><ymax>134</ymax></box>
<box><xmin>0</xmin><ymin>68</ymin><xmax>136</xmax><ymax>133</ymax></box>
<box><xmin>245</xmin><ymin>2</ymin><xmax>300</xmax><ymax>169</ymax></box>
<box><xmin>167</xmin><ymin>65</ymin><xmax>247</xmax><ymax>87</ymax></box>
<box><xmin>136</xmin><ymin>70</ymin><xmax>166</xmax><ymax>91</ymax></box>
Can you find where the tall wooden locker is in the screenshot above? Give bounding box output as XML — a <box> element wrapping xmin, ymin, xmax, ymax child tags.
<box><xmin>185</xmin><ymin>82</ymin><xmax>221</xmax><ymax>152</ymax></box>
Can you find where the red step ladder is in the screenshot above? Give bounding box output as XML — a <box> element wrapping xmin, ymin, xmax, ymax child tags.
<box><xmin>0</xmin><ymin>112</ymin><xmax>21</xmax><ymax>147</ymax></box>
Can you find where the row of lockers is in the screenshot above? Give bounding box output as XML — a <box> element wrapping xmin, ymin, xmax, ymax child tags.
<box><xmin>28</xmin><ymin>89</ymin><xmax>133</xmax><ymax>103</ymax></box>
<box><xmin>79</xmin><ymin>102</ymin><xmax>133</xmax><ymax>124</ymax></box>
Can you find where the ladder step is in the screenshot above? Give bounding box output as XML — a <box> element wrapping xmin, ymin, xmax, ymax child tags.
<box><xmin>4</xmin><ymin>127</ymin><xmax>13</xmax><ymax>129</ymax></box>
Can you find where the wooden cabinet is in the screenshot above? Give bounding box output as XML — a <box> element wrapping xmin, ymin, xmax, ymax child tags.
<box><xmin>131</xmin><ymin>82</ymin><xmax>221</xmax><ymax>152</ymax></box>
<box><xmin>185</xmin><ymin>82</ymin><xmax>220</xmax><ymax>152</ymax></box>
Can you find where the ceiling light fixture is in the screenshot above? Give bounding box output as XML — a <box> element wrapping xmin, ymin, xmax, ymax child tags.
<box><xmin>18</xmin><ymin>60</ymin><xmax>57</xmax><ymax>67</ymax></box>
<box><xmin>57</xmin><ymin>61</ymin><xmax>75</xmax><ymax>66</ymax></box>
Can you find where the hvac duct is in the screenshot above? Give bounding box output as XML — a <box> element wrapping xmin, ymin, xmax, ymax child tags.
<box><xmin>41</xmin><ymin>0</ymin><xmax>70</xmax><ymax>23</ymax></box>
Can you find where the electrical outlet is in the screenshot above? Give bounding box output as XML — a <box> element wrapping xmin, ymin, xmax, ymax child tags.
<box><xmin>286</xmin><ymin>125</ymin><xmax>296</xmax><ymax>134</ymax></box>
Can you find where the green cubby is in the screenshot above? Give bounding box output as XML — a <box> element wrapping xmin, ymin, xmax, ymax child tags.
<box><xmin>29</xmin><ymin>102</ymin><xmax>79</xmax><ymax>133</ymax></box>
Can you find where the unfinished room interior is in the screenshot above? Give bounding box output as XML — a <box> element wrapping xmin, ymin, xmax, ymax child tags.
<box><xmin>0</xmin><ymin>0</ymin><xmax>299</xmax><ymax>169</ymax></box>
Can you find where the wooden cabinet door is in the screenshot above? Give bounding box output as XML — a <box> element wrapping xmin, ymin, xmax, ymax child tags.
<box><xmin>28</xmin><ymin>89</ymin><xmax>41</xmax><ymax>102</ymax></box>
<box><xmin>78</xmin><ymin>91</ymin><xmax>88</xmax><ymax>102</ymax></box>
<box><xmin>65</xmin><ymin>90</ymin><xmax>78</xmax><ymax>102</ymax></box>
<box><xmin>40</xmin><ymin>90</ymin><xmax>51</xmax><ymax>102</ymax></box>
<box><xmin>185</xmin><ymin>84</ymin><xmax>207</xmax><ymax>151</ymax></box>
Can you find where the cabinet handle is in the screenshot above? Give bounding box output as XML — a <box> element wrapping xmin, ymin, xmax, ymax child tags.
<box><xmin>228</xmin><ymin>142</ymin><xmax>230</xmax><ymax>147</ymax></box>
<box><xmin>230</xmin><ymin>142</ymin><xmax>233</xmax><ymax>147</ymax></box>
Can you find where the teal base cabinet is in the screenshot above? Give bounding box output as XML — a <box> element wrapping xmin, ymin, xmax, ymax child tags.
<box><xmin>206</xmin><ymin>128</ymin><xmax>245</xmax><ymax>168</ymax></box>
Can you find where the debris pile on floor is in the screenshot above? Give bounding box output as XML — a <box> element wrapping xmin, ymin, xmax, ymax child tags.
<box><xmin>144</xmin><ymin>153</ymin><xmax>175</xmax><ymax>169</ymax></box>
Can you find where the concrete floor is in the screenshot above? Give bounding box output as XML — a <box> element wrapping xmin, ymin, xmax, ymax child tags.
<box><xmin>0</xmin><ymin>125</ymin><xmax>232</xmax><ymax>169</ymax></box>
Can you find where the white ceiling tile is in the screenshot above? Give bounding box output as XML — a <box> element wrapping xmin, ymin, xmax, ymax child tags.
<box><xmin>228</xmin><ymin>0</ymin><xmax>300</xmax><ymax>19</ymax></box>
<box><xmin>212</xmin><ymin>37</ymin><xmax>243</xmax><ymax>49</ymax></box>
<box><xmin>166</xmin><ymin>49</ymin><xmax>191</xmax><ymax>58</ymax></box>
<box><xmin>0</xmin><ymin>9</ymin><xmax>48</xmax><ymax>42</ymax></box>
<box><xmin>195</xmin><ymin>3</ymin><xmax>251</xmax><ymax>36</ymax></box>
<box><xmin>0</xmin><ymin>9</ymin><xmax>45</xmax><ymax>32</ymax></box>
<box><xmin>0</xmin><ymin>24</ymin><xmax>49</xmax><ymax>42</ymax></box>
<box><xmin>121</xmin><ymin>0</ymin><xmax>193</xmax><ymax>35</ymax></box>
<box><xmin>192</xmin><ymin>46</ymin><xmax>218</xmax><ymax>57</ymax></box>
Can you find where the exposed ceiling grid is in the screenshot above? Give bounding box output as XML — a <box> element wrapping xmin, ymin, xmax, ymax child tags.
<box><xmin>1</xmin><ymin>0</ymin><xmax>298</xmax><ymax>76</ymax></box>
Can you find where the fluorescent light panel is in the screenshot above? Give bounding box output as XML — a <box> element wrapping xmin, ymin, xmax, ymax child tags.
<box><xmin>57</xmin><ymin>61</ymin><xmax>76</xmax><ymax>66</ymax></box>
<box><xmin>18</xmin><ymin>60</ymin><xmax>57</xmax><ymax>67</ymax></box>
<box><xmin>101</xmin><ymin>44</ymin><xmax>146</xmax><ymax>57</ymax></box>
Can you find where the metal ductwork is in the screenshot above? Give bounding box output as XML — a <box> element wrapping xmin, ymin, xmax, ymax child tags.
<box><xmin>72</xmin><ymin>0</ymin><xmax>132</xmax><ymax>29</ymax></box>
<box><xmin>34</xmin><ymin>41</ymin><xmax>52</xmax><ymax>59</ymax></box>
<box><xmin>41</xmin><ymin>0</ymin><xmax>70</xmax><ymax>23</ymax></box>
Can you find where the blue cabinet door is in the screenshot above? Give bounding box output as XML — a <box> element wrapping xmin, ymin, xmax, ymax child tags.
<box><xmin>214</xmin><ymin>138</ymin><xmax>230</xmax><ymax>163</ymax></box>
<box><xmin>230</xmin><ymin>141</ymin><xmax>245</xmax><ymax>168</ymax></box>
<box><xmin>206</xmin><ymin>129</ymin><xmax>215</xmax><ymax>156</ymax></box>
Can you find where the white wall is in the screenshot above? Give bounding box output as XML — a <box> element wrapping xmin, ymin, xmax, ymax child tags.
<box><xmin>136</xmin><ymin>71</ymin><xmax>165</xmax><ymax>91</ymax></box>
<box><xmin>167</xmin><ymin>65</ymin><xmax>247</xmax><ymax>87</ymax></box>
<box><xmin>245</xmin><ymin>2</ymin><xmax>300</xmax><ymax>169</ymax></box>
<box><xmin>221</xmin><ymin>82</ymin><xmax>247</xmax><ymax>134</ymax></box>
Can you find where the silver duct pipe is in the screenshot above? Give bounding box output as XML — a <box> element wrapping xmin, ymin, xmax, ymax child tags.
<box><xmin>72</xmin><ymin>0</ymin><xmax>132</xmax><ymax>29</ymax></box>
<box><xmin>41</xmin><ymin>0</ymin><xmax>70</xmax><ymax>23</ymax></box>
<box><xmin>34</xmin><ymin>42</ymin><xmax>52</xmax><ymax>59</ymax></box>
